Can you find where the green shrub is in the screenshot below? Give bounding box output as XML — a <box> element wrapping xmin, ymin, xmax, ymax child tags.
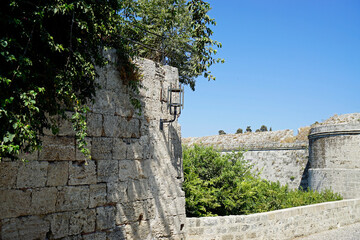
<box><xmin>218</xmin><ymin>130</ymin><xmax>226</xmax><ymax>135</ymax></box>
<box><xmin>183</xmin><ymin>145</ymin><xmax>342</xmax><ymax>217</ymax></box>
<box><xmin>236</xmin><ymin>128</ymin><xmax>243</xmax><ymax>134</ymax></box>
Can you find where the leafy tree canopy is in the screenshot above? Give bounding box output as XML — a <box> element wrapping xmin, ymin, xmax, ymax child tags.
<box><xmin>0</xmin><ymin>0</ymin><xmax>222</xmax><ymax>160</ymax></box>
<box><xmin>235</xmin><ymin>128</ymin><xmax>243</xmax><ymax>134</ymax></box>
<box><xmin>218</xmin><ymin>130</ymin><xmax>226</xmax><ymax>135</ymax></box>
<box><xmin>260</xmin><ymin>125</ymin><xmax>268</xmax><ymax>132</ymax></box>
<box><xmin>125</xmin><ymin>0</ymin><xmax>223</xmax><ymax>90</ymax></box>
<box><xmin>246</xmin><ymin>126</ymin><xmax>252</xmax><ymax>133</ymax></box>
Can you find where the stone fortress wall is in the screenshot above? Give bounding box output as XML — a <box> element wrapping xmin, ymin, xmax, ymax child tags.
<box><xmin>0</xmin><ymin>51</ymin><xmax>186</xmax><ymax>240</ymax></box>
<box><xmin>308</xmin><ymin>114</ymin><xmax>360</xmax><ymax>199</ymax></box>
<box><xmin>183</xmin><ymin>113</ymin><xmax>360</xmax><ymax>198</ymax></box>
<box><xmin>183</xmin><ymin>127</ymin><xmax>310</xmax><ymax>190</ymax></box>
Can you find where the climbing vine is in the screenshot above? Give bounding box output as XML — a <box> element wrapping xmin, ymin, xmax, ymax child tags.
<box><xmin>0</xmin><ymin>0</ymin><xmax>222</xmax><ymax>160</ymax></box>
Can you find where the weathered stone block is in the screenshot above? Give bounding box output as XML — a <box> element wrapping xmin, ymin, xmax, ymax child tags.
<box><xmin>87</xmin><ymin>113</ymin><xmax>103</xmax><ymax>137</ymax></box>
<box><xmin>119</xmin><ymin>160</ymin><xmax>137</xmax><ymax>181</ymax></box>
<box><xmin>119</xmin><ymin>159</ymin><xmax>149</xmax><ymax>181</ymax></box>
<box><xmin>0</xmin><ymin>189</ymin><xmax>31</xmax><ymax>219</ymax></box>
<box><xmin>96</xmin><ymin>206</ymin><xmax>116</xmax><ymax>230</ymax></box>
<box><xmin>136</xmin><ymin>159</ymin><xmax>151</xmax><ymax>179</ymax></box>
<box><xmin>103</xmin><ymin>115</ymin><xmax>123</xmax><ymax>138</ymax></box>
<box><xmin>17</xmin><ymin>150</ymin><xmax>39</xmax><ymax>161</ymax></box>
<box><xmin>83</xmin><ymin>232</ymin><xmax>107</xmax><ymax>240</ymax></box>
<box><xmin>39</xmin><ymin>136</ymin><xmax>76</xmax><ymax>160</ymax></box>
<box><xmin>91</xmin><ymin>89</ymin><xmax>116</xmax><ymax>114</ymax></box>
<box><xmin>57</xmin><ymin>112</ymin><xmax>76</xmax><ymax>136</ymax></box>
<box><xmin>107</xmin><ymin>181</ymin><xmax>128</xmax><ymax>203</ymax></box>
<box><xmin>128</xmin><ymin>118</ymin><xmax>141</xmax><ymax>139</ymax></box>
<box><xmin>94</xmin><ymin>65</ymin><xmax>107</xmax><ymax>89</ymax></box>
<box><xmin>69</xmin><ymin>209</ymin><xmax>96</xmax><ymax>235</ymax></box>
<box><xmin>17</xmin><ymin>161</ymin><xmax>48</xmax><ymax>188</ymax></box>
<box><xmin>31</xmin><ymin>187</ymin><xmax>58</xmax><ymax>214</ymax></box>
<box><xmin>161</xmin><ymin>196</ymin><xmax>186</xmax><ymax>216</ymax></box>
<box><xmin>89</xmin><ymin>183</ymin><xmax>107</xmax><ymax>208</ymax></box>
<box><xmin>124</xmin><ymin>220</ymin><xmax>152</xmax><ymax>240</ymax></box>
<box><xmin>91</xmin><ymin>137</ymin><xmax>113</xmax><ymax>160</ymax></box>
<box><xmin>107</xmin><ymin>226</ymin><xmax>127</xmax><ymax>240</ymax></box>
<box><xmin>126</xmin><ymin>141</ymin><xmax>144</xmax><ymax>160</ymax></box>
<box><xmin>47</xmin><ymin>161</ymin><xmax>69</xmax><ymax>186</ymax></box>
<box><xmin>0</xmin><ymin>161</ymin><xmax>18</xmax><ymax>189</ymax></box>
<box><xmin>103</xmin><ymin>115</ymin><xmax>141</xmax><ymax>139</ymax></box>
<box><xmin>113</xmin><ymin>138</ymin><xmax>127</xmax><ymax>160</ymax></box>
<box><xmin>56</xmin><ymin>186</ymin><xmax>89</xmax><ymax>211</ymax></box>
<box><xmin>1</xmin><ymin>216</ymin><xmax>50</xmax><ymax>240</ymax></box>
<box><xmin>105</xmin><ymin>63</ymin><xmax>122</xmax><ymax>91</ymax></box>
<box><xmin>69</xmin><ymin>160</ymin><xmax>96</xmax><ymax>185</ymax></box>
<box><xmin>48</xmin><ymin>212</ymin><xmax>70</xmax><ymax>239</ymax></box>
<box><xmin>97</xmin><ymin>160</ymin><xmax>119</xmax><ymax>182</ymax></box>
<box><xmin>114</xmin><ymin>95</ymin><xmax>136</xmax><ymax>118</ymax></box>
<box><xmin>136</xmin><ymin>58</ymin><xmax>156</xmax><ymax>81</ymax></box>
<box><xmin>115</xmin><ymin>200</ymin><xmax>151</xmax><ymax>225</ymax></box>
<box><xmin>127</xmin><ymin>179</ymin><xmax>150</xmax><ymax>201</ymax></box>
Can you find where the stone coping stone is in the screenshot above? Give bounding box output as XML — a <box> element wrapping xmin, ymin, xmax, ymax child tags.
<box><xmin>183</xmin><ymin>129</ymin><xmax>309</xmax><ymax>151</ymax></box>
<box><xmin>309</xmin><ymin>123</ymin><xmax>360</xmax><ymax>138</ymax></box>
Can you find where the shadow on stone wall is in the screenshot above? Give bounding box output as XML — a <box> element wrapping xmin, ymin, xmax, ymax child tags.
<box><xmin>299</xmin><ymin>160</ymin><xmax>310</xmax><ymax>190</ymax></box>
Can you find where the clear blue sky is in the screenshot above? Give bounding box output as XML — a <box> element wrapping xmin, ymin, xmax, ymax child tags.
<box><xmin>179</xmin><ymin>0</ymin><xmax>360</xmax><ymax>138</ymax></box>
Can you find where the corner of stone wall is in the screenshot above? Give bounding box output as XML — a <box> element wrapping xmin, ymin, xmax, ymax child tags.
<box><xmin>0</xmin><ymin>52</ymin><xmax>186</xmax><ymax>240</ymax></box>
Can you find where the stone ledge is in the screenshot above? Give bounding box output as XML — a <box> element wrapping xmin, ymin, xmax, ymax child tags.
<box><xmin>186</xmin><ymin>199</ymin><xmax>360</xmax><ymax>240</ymax></box>
<box><xmin>309</xmin><ymin>123</ymin><xmax>360</xmax><ymax>139</ymax></box>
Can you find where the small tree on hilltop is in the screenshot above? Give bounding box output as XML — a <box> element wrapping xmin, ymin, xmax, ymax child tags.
<box><xmin>236</xmin><ymin>128</ymin><xmax>243</xmax><ymax>134</ymax></box>
<box><xmin>218</xmin><ymin>130</ymin><xmax>226</xmax><ymax>135</ymax></box>
<box><xmin>260</xmin><ymin>125</ymin><xmax>268</xmax><ymax>132</ymax></box>
<box><xmin>246</xmin><ymin>126</ymin><xmax>252</xmax><ymax>133</ymax></box>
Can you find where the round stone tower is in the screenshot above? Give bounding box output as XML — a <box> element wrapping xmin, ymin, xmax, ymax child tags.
<box><xmin>308</xmin><ymin>114</ymin><xmax>360</xmax><ymax>199</ymax></box>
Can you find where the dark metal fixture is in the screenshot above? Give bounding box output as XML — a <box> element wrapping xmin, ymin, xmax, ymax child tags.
<box><xmin>160</xmin><ymin>84</ymin><xmax>184</xmax><ymax>130</ymax></box>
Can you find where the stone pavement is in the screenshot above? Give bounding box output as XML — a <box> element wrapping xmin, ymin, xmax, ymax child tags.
<box><xmin>294</xmin><ymin>222</ymin><xmax>360</xmax><ymax>240</ymax></box>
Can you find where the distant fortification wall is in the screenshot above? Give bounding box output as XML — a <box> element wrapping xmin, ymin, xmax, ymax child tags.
<box><xmin>308</xmin><ymin>114</ymin><xmax>360</xmax><ymax>199</ymax></box>
<box><xmin>0</xmin><ymin>51</ymin><xmax>186</xmax><ymax>240</ymax></box>
<box><xmin>183</xmin><ymin>128</ymin><xmax>310</xmax><ymax>189</ymax></box>
<box><xmin>183</xmin><ymin>113</ymin><xmax>360</xmax><ymax>196</ymax></box>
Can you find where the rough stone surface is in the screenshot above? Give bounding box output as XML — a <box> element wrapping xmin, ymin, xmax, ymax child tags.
<box><xmin>69</xmin><ymin>209</ymin><xmax>96</xmax><ymax>235</ymax></box>
<box><xmin>39</xmin><ymin>136</ymin><xmax>76</xmax><ymax>160</ymax></box>
<box><xmin>47</xmin><ymin>161</ymin><xmax>69</xmax><ymax>186</ymax></box>
<box><xmin>183</xmin><ymin>128</ymin><xmax>309</xmax><ymax>189</ymax></box>
<box><xmin>186</xmin><ymin>199</ymin><xmax>360</xmax><ymax>240</ymax></box>
<box><xmin>48</xmin><ymin>212</ymin><xmax>70</xmax><ymax>239</ymax></box>
<box><xmin>69</xmin><ymin>160</ymin><xmax>97</xmax><ymax>185</ymax></box>
<box><xmin>96</xmin><ymin>206</ymin><xmax>116</xmax><ymax>230</ymax></box>
<box><xmin>31</xmin><ymin>187</ymin><xmax>58</xmax><ymax>214</ymax></box>
<box><xmin>97</xmin><ymin>160</ymin><xmax>119</xmax><ymax>182</ymax></box>
<box><xmin>0</xmin><ymin>189</ymin><xmax>31</xmax><ymax>219</ymax></box>
<box><xmin>244</xmin><ymin>148</ymin><xmax>308</xmax><ymax>189</ymax></box>
<box><xmin>17</xmin><ymin>161</ymin><xmax>48</xmax><ymax>188</ymax></box>
<box><xmin>1</xmin><ymin>53</ymin><xmax>185</xmax><ymax>240</ymax></box>
<box><xmin>1</xmin><ymin>216</ymin><xmax>50</xmax><ymax>240</ymax></box>
<box><xmin>89</xmin><ymin>183</ymin><xmax>107</xmax><ymax>208</ymax></box>
<box><xmin>295</xmin><ymin>221</ymin><xmax>360</xmax><ymax>240</ymax></box>
<box><xmin>0</xmin><ymin>161</ymin><xmax>18</xmax><ymax>189</ymax></box>
<box><xmin>56</xmin><ymin>186</ymin><xmax>90</xmax><ymax>211</ymax></box>
<box><xmin>309</xmin><ymin>122</ymin><xmax>360</xmax><ymax>198</ymax></box>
